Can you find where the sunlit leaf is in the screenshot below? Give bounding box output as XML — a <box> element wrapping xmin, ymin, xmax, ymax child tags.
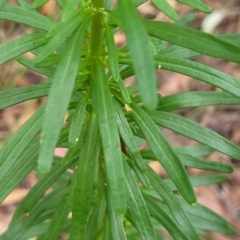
<box><xmin>118</xmin><ymin>0</ymin><xmax>157</xmax><ymax>109</ymax></box>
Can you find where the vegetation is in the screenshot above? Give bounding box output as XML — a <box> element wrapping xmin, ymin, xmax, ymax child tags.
<box><xmin>0</xmin><ymin>0</ymin><xmax>240</xmax><ymax>239</ymax></box>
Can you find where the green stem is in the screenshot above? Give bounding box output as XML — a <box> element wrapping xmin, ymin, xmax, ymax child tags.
<box><xmin>90</xmin><ymin>0</ymin><xmax>104</xmax><ymax>57</ymax></box>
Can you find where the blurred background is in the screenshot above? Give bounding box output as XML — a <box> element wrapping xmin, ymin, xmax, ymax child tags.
<box><xmin>0</xmin><ymin>0</ymin><xmax>240</xmax><ymax>239</ymax></box>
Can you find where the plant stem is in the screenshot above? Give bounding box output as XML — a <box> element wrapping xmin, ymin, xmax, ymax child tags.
<box><xmin>90</xmin><ymin>0</ymin><xmax>104</xmax><ymax>57</ymax></box>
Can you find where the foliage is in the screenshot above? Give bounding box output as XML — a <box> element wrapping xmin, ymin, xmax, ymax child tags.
<box><xmin>0</xmin><ymin>0</ymin><xmax>240</xmax><ymax>239</ymax></box>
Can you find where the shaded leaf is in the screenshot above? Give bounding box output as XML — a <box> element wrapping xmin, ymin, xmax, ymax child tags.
<box><xmin>124</xmin><ymin>161</ymin><xmax>157</xmax><ymax>240</ymax></box>
<box><xmin>0</xmin><ymin>33</ymin><xmax>47</xmax><ymax>65</ymax></box>
<box><xmin>130</xmin><ymin>102</ymin><xmax>196</xmax><ymax>205</ymax></box>
<box><xmin>71</xmin><ymin>112</ymin><xmax>99</xmax><ymax>240</ymax></box>
<box><xmin>0</xmin><ymin>5</ymin><xmax>55</xmax><ymax>31</ymax></box>
<box><xmin>0</xmin><ymin>84</ymin><xmax>49</xmax><ymax>110</ymax></box>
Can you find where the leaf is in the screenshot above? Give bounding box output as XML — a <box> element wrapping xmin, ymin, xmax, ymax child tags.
<box><xmin>115</xmin><ymin>102</ymin><xmax>146</xmax><ymax>172</ymax></box>
<box><xmin>38</xmin><ymin>18</ymin><xmax>90</xmax><ymax>173</ymax></box>
<box><xmin>165</xmin><ymin>175</ymin><xmax>228</xmax><ymax>190</ymax></box>
<box><xmin>143</xmin><ymin>195</ymin><xmax>189</xmax><ymax>240</ymax></box>
<box><xmin>17</xmin><ymin>57</ymin><xmax>55</xmax><ymax>77</ymax></box>
<box><xmin>31</xmin><ymin>0</ymin><xmax>49</xmax><ymax>9</ymax></box>
<box><xmin>0</xmin><ymin>84</ymin><xmax>49</xmax><ymax>110</ymax></box>
<box><xmin>0</xmin><ymin>33</ymin><xmax>47</xmax><ymax>65</ymax></box>
<box><xmin>151</xmin><ymin>0</ymin><xmax>179</xmax><ymax>21</ymax></box>
<box><xmin>8</xmin><ymin>157</ymin><xmax>75</xmax><ymax>230</ymax></box>
<box><xmin>118</xmin><ymin>0</ymin><xmax>157</xmax><ymax>109</ymax></box>
<box><xmin>148</xmin><ymin>110</ymin><xmax>240</xmax><ymax>160</ymax></box>
<box><xmin>0</xmin><ymin>105</ymin><xmax>44</xmax><ymax>203</ymax></box>
<box><xmin>174</xmin><ymin>145</ymin><xmax>214</xmax><ymax>157</ymax></box>
<box><xmin>0</xmin><ymin>0</ymin><xmax>7</xmax><ymax>9</ymax></box>
<box><xmin>130</xmin><ymin>102</ymin><xmax>196</xmax><ymax>205</ymax></box>
<box><xmin>106</xmin><ymin>182</ymin><xmax>127</xmax><ymax>240</ymax></box>
<box><xmin>177</xmin><ymin>0</ymin><xmax>211</xmax><ymax>13</ymax></box>
<box><xmin>146</xmin><ymin>166</ymin><xmax>200</xmax><ymax>240</ymax></box>
<box><xmin>117</xmin><ymin>79</ymin><xmax>131</xmax><ymax>104</ymax></box>
<box><xmin>36</xmin><ymin>9</ymin><xmax>92</xmax><ymax>63</ymax></box>
<box><xmin>105</xmin><ymin>22</ymin><xmax>121</xmax><ymax>82</ymax></box>
<box><xmin>143</xmin><ymin>20</ymin><xmax>240</xmax><ymax>64</ymax></box>
<box><xmin>0</xmin><ymin>5</ymin><xmax>55</xmax><ymax>31</ymax></box>
<box><xmin>123</xmin><ymin>161</ymin><xmax>157</xmax><ymax>240</ymax></box>
<box><xmin>0</xmin><ymin>141</ymin><xmax>39</xmax><ymax>204</ymax></box>
<box><xmin>61</xmin><ymin>0</ymin><xmax>79</xmax><ymax>21</ymax></box>
<box><xmin>71</xmin><ymin>112</ymin><xmax>99</xmax><ymax>240</ymax></box>
<box><xmin>158</xmin><ymin>91</ymin><xmax>240</xmax><ymax>111</ymax></box>
<box><xmin>141</xmin><ymin>149</ymin><xmax>233</xmax><ymax>173</ymax></box>
<box><xmin>68</xmin><ymin>97</ymin><xmax>87</xmax><ymax>147</ymax></box>
<box><xmin>91</xmin><ymin>60</ymin><xmax>127</xmax><ymax>215</ymax></box>
<box><xmin>43</xmin><ymin>187</ymin><xmax>73</xmax><ymax>240</ymax></box>
<box><xmin>179</xmin><ymin>199</ymin><xmax>236</xmax><ymax>234</ymax></box>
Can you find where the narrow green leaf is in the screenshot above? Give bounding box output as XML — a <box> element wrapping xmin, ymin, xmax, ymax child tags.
<box><xmin>151</xmin><ymin>0</ymin><xmax>179</xmax><ymax>21</ymax></box>
<box><xmin>118</xmin><ymin>0</ymin><xmax>157</xmax><ymax>109</ymax></box>
<box><xmin>0</xmin><ymin>33</ymin><xmax>47</xmax><ymax>66</ymax></box>
<box><xmin>105</xmin><ymin>23</ymin><xmax>121</xmax><ymax>82</ymax></box>
<box><xmin>61</xmin><ymin>0</ymin><xmax>79</xmax><ymax>22</ymax></box>
<box><xmin>0</xmin><ymin>5</ymin><xmax>55</xmax><ymax>31</ymax></box>
<box><xmin>141</xmin><ymin>149</ymin><xmax>233</xmax><ymax>173</ymax></box>
<box><xmin>116</xmin><ymin>79</ymin><xmax>131</xmax><ymax>104</ymax></box>
<box><xmin>158</xmin><ymin>91</ymin><xmax>240</xmax><ymax>111</ymax></box>
<box><xmin>0</xmin><ymin>105</ymin><xmax>44</xmax><ymax>200</ymax></box>
<box><xmin>177</xmin><ymin>0</ymin><xmax>211</xmax><ymax>13</ymax></box>
<box><xmin>143</xmin><ymin>20</ymin><xmax>240</xmax><ymax>64</ymax></box>
<box><xmin>71</xmin><ymin>112</ymin><xmax>99</xmax><ymax>240</ymax></box>
<box><xmin>0</xmin><ymin>0</ymin><xmax>7</xmax><ymax>9</ymax></box>
<box><xmin>165</xmin><ymin>175</ymin><xmax>228</xmax><ymax>190</ymax></box>
<box><xmin>115</xmin><ymin>102</ymin><xmax>146</xmax><ymax>172</ymax></box>
<box><xmin>56</xmin><ymin>0</ymin><xmax>65</xmax><ymax>8</ymax></box>
<box><xmin>38</xmin><ymin>18</ymin><xmax>90</xmax><ymax>173</ymax></box>
<box><xmin>120</xmin><ymin>56</ymin><xmax>240</xmax><ymax>100</ymax></box>
<box><xmin>0</xmin><ymin>84</ymin><xmax>49</xmax><ymax>110</ymax></box>
<box><xmin>174</xmin><ymin>146</ymin><xmax>214</xmax><ymax>157</ymax></box>
<box><xmin>148</xmin><ymin>111</ymin><xmax>240</xmax><ymax>160</ymax></box>
<box><xmin>155</xmin><ymin>57</ymin><xmax>240</xmax><ymax>98</ymax></box>
<box><xmin>36</xmin><ymin>9</ymin><xmax>92</xmax><ymax>63</ymax></box>
<box><xmin>35</xmin><ymin>54</ymin><xmax>61</xmax><ymax>68</ymax></box>
<box><xmin>0</xmin><ymin>141</ymin><xmax>39</xmax><ymax>204</ymax></box>
<box><xmin>17</xmin><ymin>57</ymin><xmax>55</xmax><ymax>77</ymax></box>
<box><xmin>68</xmin><ymin>97</ymin><xmax>87</xmax><ymax>147</ymax></box>
<box><xmin>43</xmin><ymin>187</ymin><xmax>73</xmax><ymax>240</ymax></box>
<box><xmin>91</xmin><ymin>60</ymin><xmax>126</xmax><ymax>215</ymax></box>
<box><xmin>143</xmin><ymin>195</ymin><xmax>189</xmax><ymax>240</ymax></box>
<box><xmin>8</xmin><ymin>156</ymin><xmax>75</xmax><ymax>230</ymax></box>
<box><xmin>106</xmin><ymin>183</ymin><xmax>127</xmax><ymax>240</ymax></box>
<box><xmin>124</xmin><ymin>161</ymin><xmax>157</xmax><ymax>240</ymax></box>
<box><xmin>146</xmin><ymin>166</ymin><xmax>200</xmax><ymax>240</ymax></box>
<box><xmin>130</xmin><ymin>102</ymin><xmax>196</xmax><ymax>205</ymax></box>
<box><xmin>31</xmin><ymin>0</ymin><xmax>48</xmax><ymax>9</ymax></box>
<box><xmin>179</xmin><ymin>200</ymin><xmax>236</xmax><ymax>234</ymax></box>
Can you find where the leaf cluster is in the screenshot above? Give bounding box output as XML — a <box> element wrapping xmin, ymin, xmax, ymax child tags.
<box><xmin>0</xmin><ymin>0</ymin><xmax>239</xmax><ymax>239</ymax></box>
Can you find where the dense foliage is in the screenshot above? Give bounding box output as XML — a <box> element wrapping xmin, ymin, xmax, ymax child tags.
<box><xmin>0</xmin><ymin>0</ymin><xmax>240</xmax><ymax>239</ymax></box>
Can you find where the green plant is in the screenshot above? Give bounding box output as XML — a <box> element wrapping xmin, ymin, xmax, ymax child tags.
<box><xmin>0</xmin><ymin>0</ymin><xmax>240</xmax><ymax>239</ymax></box>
